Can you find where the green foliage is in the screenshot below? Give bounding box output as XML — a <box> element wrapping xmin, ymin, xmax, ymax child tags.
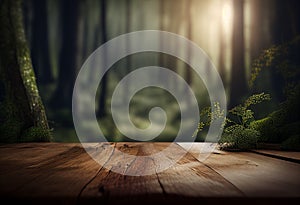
<box><xmin>249</xmin><ymin>45</ymin><xmax>282</xmax><ymax>88</ymax></box>
<box><xmin>0</xmin><ymin>100</ymin><xmax>52</xmax><ymax>142</ymax></box>
<box><xmin>250</xmin><ymin>36</ymin><xmax>300</xmax><ymax>97</ymax></box>
<box><xmin>250</xmin><ymin>110</ymin><xmax>300</xmax><ymax>144</ymax></box>
<box><xmin>245</xmin><ymin>36</ymin><xmax>300</xmax><ymax>149</ymax></box>
<box><xmin>0</xmin><ymin>101</ymin><xmax>23</xmax><ymax>142</ymax></box>
<box><xmin>249</xmin><ymin>36</ymin><xmax>300</xmax><ymax>108</ymax></box>
<box><xmin>220</xmin><ymin>93</ymin><xmax>270</xmax><ymax>150</ymax></box>
<box><xmin>0</xmin><ymin>121</ymin><xmax>22</xmax><ymax>143</ymax></box>
<box><xmin>250</xmin><ymin>117</ymin><xmax>276</xmax><ymax>142</ymax></box>
<box><xmin>250</xmin><ymin>99</ymin><xmax>300</xmax><ymax>144</ymax></box>
<box><xmin>228</xmin><ymin>93</ymin><xmax>271</xmax><ymax>127</ymax></box>
<box><xmin>194</xmin><ymin>93</ymin><xmax>271</xmax><ymax>150</ymax></box>
<box><xmin>248</xmin><ymin>38</ymin><xmax>300</xmax><ymax>145</ymax></box>
<box><xmin>249</xmin><ymin>109</ymin><xmax>287</xmax><ymax>143</ymax></box>
<box><xmin>0</xmin><ymin>93</ymin><xmax>52</xmax><ymax>143</ymax></box>
<box><xmin>220</xmin><ymin>127</ymin><xmax>260</xmax><ymax>150</ymax></box>
<box><xmin>196</xmin><ymin>38</ymin><xmax>299</xmax><ymax>149</ymax></box>
<box><xmin>21</xmin><ymin>126</ymin><xmax>52</xmax><ymax>142</ymax></box>
<box><xmin>192</xmin><ymin>102</ymin><xmax>226</xmax><ymax>137</ymax></box>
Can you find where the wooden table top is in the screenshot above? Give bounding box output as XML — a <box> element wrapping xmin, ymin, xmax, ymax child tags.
<box><xmin>0</xmin><ymin>143</ymin><xmax>299</xmax><ymax>205</ymax></box>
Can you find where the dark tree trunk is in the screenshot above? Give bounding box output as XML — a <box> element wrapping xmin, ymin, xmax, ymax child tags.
<box><xmin>81</xmin><ymin>2</ymin><xmax>90</xmax><ymax>64</ymax></box>
<box><xmin>22</xmin><ymin>0</ymin><xmax>33</xmax><ymax>42</ymax></box>
<box><xmin>159</xmin><ymin>0</ymin><xmax>166</xmax><ymax>68</ymax></box>
<box><xmin>249</xmin><ymin>0</ymin><xmax>266</xmax><ymax>61</ymax></box>
<box><xmin>160</xmin><ymin>0</ymin><xmax>181</xmax><ymax>89</ymax></box>
<box><xmin>124</xmin><ymin>0</ymin><xmax>132</xmax><ymax>99</ymax></box>
<box><xmin>271</xmin><ymin>0</ymin><xmax>298</xmax><ymax>45</ymax></box>
<box><xmin>218</xmin><ymin>1</ymin><xmax>226</xmax><ymax>84</ymax></box>
<box><xmin>0</xmin><ymin>0</ymin><xmax>50</xmax><ymax>142</ymax></box>
<box><xmin>30</xmin><ymin>0</ymin><xmax>54</xmax><ymax>84</ymax></box>
<box><xmin>97</xmin><ymin>0</ymin><xmax>108</xmax><ymax>118</ymax></box>
<box><xmin>185</xmin><ymin>0</ymin><xmax>192</xmax><ymax>85</ymax></box>
<box><xmin>229</xmin><ymin>0</ymin><xmax>248</xmax><ymax>108</ymax></box>
<box><xmin>51</xmin><ymin>0</ymin><xmax>79</xmax><ymax>109</ymax></box>
<box><xmin>157</xmin><ymin>1</ymin><xmax>166</xmax><ymax>81</ymax></box>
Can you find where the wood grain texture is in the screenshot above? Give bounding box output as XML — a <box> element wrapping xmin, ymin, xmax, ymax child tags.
<box><xmin>0</xmin><ymin>143</ymin><xmax>100</xmax><ymax>204</ymax></box>
<box><xmin>0</xmin><ymin>143</ymin><xmax>299</xmax><ymax>205</ymax></box>
<box><xmin>187</xmin><ymin>144</ymin><xmax>300</xmax><ymax>197</ymax></box>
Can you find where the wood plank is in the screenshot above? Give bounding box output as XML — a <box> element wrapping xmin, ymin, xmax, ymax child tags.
<box><xmin>156</xmin><ymin>143</ymin><xmax>243</xmax><ymax>197</ymax></box>
<box><xmin>0</xmin><ymin>143</ymin><xmax>81</xmax><ymax>194</ymax></box>
<box><xmin>79</xmin><ymin>143</ymin><xmax>164</xmax><ymax>204</ymax></box>
<box><xmin>0</xmin><ymin>142</ymin><xmax>299</xmax><ymax>205</ymax></box>
<box><xmin>79</xmin><ymin>143</ymin><xmax>243</xmax><ymax>204</ymax></box>
<box><xmin>186</xmin><ymin>144</ymin><xmax>300</xmax><ymax>197</ymax></box>
<box><xmin>0</xmin><ymin>143</ymin><xmax>113</xmax><ymax>204</ymax></box>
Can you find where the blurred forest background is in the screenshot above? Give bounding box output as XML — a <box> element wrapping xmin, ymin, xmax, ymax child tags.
<box><xmin>1</xmin><ymin>0</ymin><xmax>299</xmax><ymax>143</ymax></box>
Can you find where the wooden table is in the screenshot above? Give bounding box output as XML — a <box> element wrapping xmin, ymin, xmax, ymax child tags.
<box><xmin>0</xmin><ymin>143</ymin><xmax>299</xmax><ymax>204</ymax></box>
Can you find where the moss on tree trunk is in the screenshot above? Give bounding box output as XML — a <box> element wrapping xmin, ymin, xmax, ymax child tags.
<box><xmin>0</xmin><ymin>0</ymin><xmax>51</xmax><ymax>142</ymax></box>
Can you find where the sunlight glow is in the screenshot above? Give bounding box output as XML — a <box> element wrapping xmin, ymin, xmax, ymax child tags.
<box><xmin>222</xmin><ymin>3</ymin><xmax>233</xmax><ymax>34</ymax></box>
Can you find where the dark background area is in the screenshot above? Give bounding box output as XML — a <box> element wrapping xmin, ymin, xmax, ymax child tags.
<box><xmin>0</xmin><ymin>0</ymin><xmax>299</xmax><ymax>144</ymax></box>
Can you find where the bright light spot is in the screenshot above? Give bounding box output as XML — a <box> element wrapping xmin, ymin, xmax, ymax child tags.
<box><xmin>222</xmin><ymin>3</ymin><xmax>233</xmax><ymax>34</ymax></box>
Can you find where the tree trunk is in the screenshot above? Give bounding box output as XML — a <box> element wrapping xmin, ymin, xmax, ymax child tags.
<box><xmin>249</xmin><ymin>0</ymin><xmax>266</xmax><ymax>61</ymax></box>
<box><xmin>229</xmin><ymin>0</ymin><xmax>248</xmax><ymax>108</ymax></box>
<box><xmin>124</xmin><ymin>0</ymin><xmax>132</xmax><ymax>100</ymax></box>
<box><xmin>51</xmin><ymin>0</ymin><xmax>79</xmax><ymax>109</ymax></box>
<box><xmin>0</xmin><ymin>0</ymin><xmax>50</xmax><ymax>142</ymax></box>
<box><xmin>97</xmin><ymin>0</ymin><xmax>108</xmax><ymax>118</ymax></box>
<box><xmin>159</xmin><ymin>0</ymin><xmax>166</xmax><ymax>68</ymax></box>
<box><xmin>30</xmin><ymin>0</ymin><xmax>54</xmax><ymax>84</ymax></box>
<box><xmin>185</xmin><ymin>0</ymin><xmax>192</xmax><ymax>85</ymax></box>
<box><xmin>218</xmin><ymin>0</ymin><xmax>226</xmax><ymax>84</ymax></box>
<box><xmin>271</xmin><ymin>0</ymin><xmax>297</xmax><ymax>45</ymax></box>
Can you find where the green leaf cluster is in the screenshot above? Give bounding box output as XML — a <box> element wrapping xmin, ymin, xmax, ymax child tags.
<box><xmin>192</xmin><ymin>102</ymin><xmax>226</xmax><ymax>137</ymax></box>
<box><xmin>221</xmin><ymin>93</ymin><xmax>271</xmax><ymax>150</ymax></box>
<box><xmin>250</xmin><ymin>36</ymin><xmax>300</xmax><ymax>98</ymax></box>
<box><xmin>248</xmin><ymin>37</ymin><xmax>300</xmax><ymax>149</ymax></box>
<box><xmin>194</xmin><ymin>93</ymin><xmax>271</xmax><ymax>150</ymax></box>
